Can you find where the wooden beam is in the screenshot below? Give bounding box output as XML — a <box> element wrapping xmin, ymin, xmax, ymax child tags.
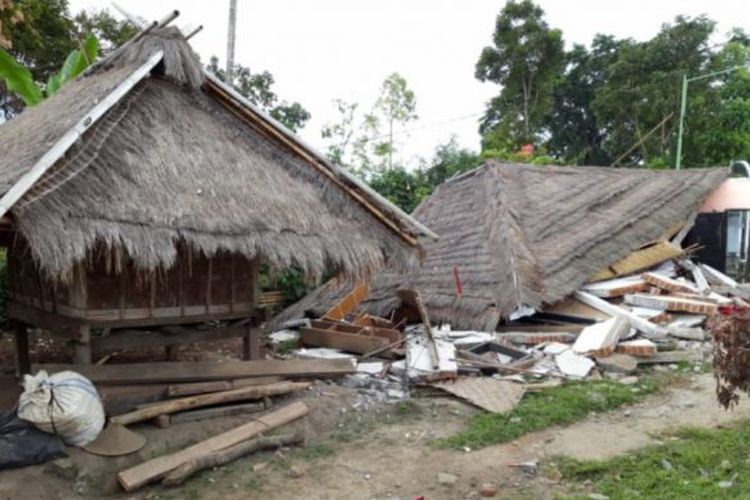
<box><xmin>117</xmin><ymin>401</ymin><xmax>309</xmax><ymax>491</ymax></box>
<box><xmin>34</xmin><ymin>358</ymin><xmax>355</xmax><ymax>385</ymax></box>
<box><xmin>574</xmin><ymin>291</ymin><xmax>669</xmax><ymax>339</ymax></box>
<box><xmin>323</xmin><ymin>282</ymin><xmax>369</xmax><ymax>320</ymax></box>
<box><xmin>167</xmin><ymin>401</ymin><xmax>265</xmax><ymax>425</ymax></box>
<box><xmin>162</xmin><ymin>432</ymin><xmax>303</xmax><ymax>487</ymax></box>
<box><xmin>110</xmin><ymin>381</ymin><xmax>309</xmax><ymax>425</ymax></box>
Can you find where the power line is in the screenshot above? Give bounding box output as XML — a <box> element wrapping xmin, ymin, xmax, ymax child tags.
<box><xmin>360</xmin><ymin>111</ymin><xmax>484</xmax><ymax>142</ymax></box>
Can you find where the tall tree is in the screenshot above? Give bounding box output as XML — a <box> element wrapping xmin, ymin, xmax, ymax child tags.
<box><xmin>476</xmin><ymin>0</ymin><xmax>564</xmax><ymax>150</ymax></box>
<box><xmin>593</xmin><ymin>16</ymin><xmax>715</xmax><ymax>165</ymax></box>
<box><xmin>545</xmin><ymin>35</ymin><xmax>624</xmax><ymax>165</ymax></box>
<box><xmin>207</xmin><ymin>55</ymin><xmax>310</xmax><ymax>132</ymax></box>
<box><xmin>372</xmin><ymin>72</ymin><xmax>417</xmax><ymax>168</ymax></box>
<box><xmin>321</xmin><ymin>98</ymin><xmax>358</xmax><ymax>165</ymax></box>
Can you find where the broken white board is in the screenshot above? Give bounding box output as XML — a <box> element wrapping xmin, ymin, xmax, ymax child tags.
<box><xmin>431</xmin><ymin>377</ymin><xmax>526</xmax><ymax>413</ymax></box>
<box><xmin>394</xmin><ymin>336</ymin><xmax>457</xmax><ymax>380</ymax></box>
<box><xmin>556</xmin><ymin>349</ymin><xmax>595</xmax><ymax>379</ymax></box>
<box><xmin>668</xmin><ymin>314</ymin><xmax>706</xmax><ymax>329</ymax></box>
<box><xmin>294</xmin><ymin>347</ymin><xmax>356</xmax><ymax>360</ymax></box>
<box><xmin>572</xmin><ymin>316</ymin><xmax>629</xmax><ymax>356</ymax></box>
<box><xmin>543</xmin><ymin>342</ymin><xmax>570</xmax><ymax>356</ymax></box>
<box><xmin>269</xmin><ymin>329</ymin><xmax>300</xmax><ymax>345</ymax></box>
<box><xmin>356</xmin><ymin>361</ymin><xmax>385</xmax><ymax>375</ymax></box>
<box><xmin>701</xmin><ymin>264</ymin><xmax>738</xmax><ymax>288</ymax></box>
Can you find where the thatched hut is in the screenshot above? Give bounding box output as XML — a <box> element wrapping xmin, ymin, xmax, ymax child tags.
<box><xmin>0</xmin><ymin>22</ymin><xmax>433</xmax><ymax>370</ymax></box>
<box><xmin>278</xmin><ymin>161</ymin><xmax>728</xmax><ymax>330</ymax></box>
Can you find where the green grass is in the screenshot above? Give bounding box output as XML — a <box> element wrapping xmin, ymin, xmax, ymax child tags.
<box><xmin>438</xmin><ymin>378</ymin><xmax>660</xmax><ymax>450</ymax></box>
<box><xmin>557</xmin><ymin>421</ymin><xmax>750</xmax><ymax>499</ymax></box>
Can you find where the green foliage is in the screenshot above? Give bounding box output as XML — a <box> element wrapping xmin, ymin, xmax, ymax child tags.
<box><xmin>558</xmin><ymin>423</ymin><xmax>750</xmax><ymax>499</ymax></box>
<box><xmin>476</xmin><ymin>0</ymin><xmax>564</xmax><ymax>148</ymax></box>
<box><xmin>1</xmin><ymin>3</ymin><xmax>127</xmax><ymax>118</ymax></box>
<box><xmin>72</xmin><ymin>9</ymin><xmax>137</xmax><ymax>51</ymax></box>
<box><xmin>207</xmin><ymin>55</ymin><xmax>310</xmax><ymax>133</ymax></box>
<box><xmin>438</xmin><ymin>378</ymin><xmax>659</xmax><ymax>450</ymax></box>
<box><xmin>366</xmin><ymin>137</ymin><xmax>480</xmax><ymax>213</ymax></box>
<box><xmin>0</xmin><ymin>45</ymin><xmax>41</xmax><ymax>104</ymax></box>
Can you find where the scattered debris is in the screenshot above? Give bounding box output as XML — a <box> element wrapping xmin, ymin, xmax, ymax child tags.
<box><xmin>595</xmin><ymin>353</ymin><xmax>638</xmax><ymax>374</ymax></box>
<box><xmin>556</xmin><ymin>349</ymin><xmax>595</xmax><ymax>379</ymax></box>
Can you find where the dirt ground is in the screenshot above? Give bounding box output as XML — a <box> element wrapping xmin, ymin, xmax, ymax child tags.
<box><xmin>2</xmin><ymin>370</ymin><xmax>749</xmax><ymax>500</ymax></box>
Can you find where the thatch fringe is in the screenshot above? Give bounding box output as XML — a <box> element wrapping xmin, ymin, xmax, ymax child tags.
<box><xmin>13</xmin><ymin>79</ymin><xmax>417</xmax><ymax>282</ymax></box>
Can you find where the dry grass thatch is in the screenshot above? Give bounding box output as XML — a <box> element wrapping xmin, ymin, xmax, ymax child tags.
<box><xmin>276</xmin><ymin>161</ymin><xmax>729</xmax><ymax>330</ymax></box>
<box><xmin>0</xmin><ymin>27</ymin><xmax>427</xmax><ymax>281</ymax></box>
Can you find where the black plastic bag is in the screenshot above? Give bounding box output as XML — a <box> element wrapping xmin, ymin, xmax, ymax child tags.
<box><xmin>0</xmin><ymin>407</ymin><xmax>67</xmax><ymax>470</ymax></box>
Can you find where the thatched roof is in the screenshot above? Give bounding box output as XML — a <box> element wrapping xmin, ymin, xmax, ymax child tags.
<box><xmin>0</xmin><ymin>26</ymin><xmax>433</xmax><ymax>280</ymax></box>
<box><xmin>277</xmin><ymin>161</ymin><xmax>729</xmax><ymax>330</ymax></box>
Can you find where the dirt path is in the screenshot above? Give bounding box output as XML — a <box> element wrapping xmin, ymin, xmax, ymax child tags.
<box><xmin>193</xmin><ymin>373</ymin><xmax>750</xmax><ymax>500</ymax></box>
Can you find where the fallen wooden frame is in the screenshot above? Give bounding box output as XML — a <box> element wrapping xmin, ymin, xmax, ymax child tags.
<box><xmin>299</xmin><ymin>317</ymin><xmax>403</xmax><ymax>356</ymax></box>
<box><xmin>118</xmin><ymin>401</ymin><xmax>309</xmax><ymax>492</ymax></box>
<box><xmin>167</xmin><ymin>401</ymin><xmax>266</xmax><ymax>425</ymax></box>
<box><xmin>110</xmin><ymin>381</ymin><xmax>310</xmax><ymax>425</ymax></box>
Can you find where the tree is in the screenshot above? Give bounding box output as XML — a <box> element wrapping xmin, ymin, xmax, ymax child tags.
<box><xmin>207</xmin><ymin>55</ymin><xmax>310</xmax><ymax>133</ymax></box>
<box><xmin>0</xmin><ymin>3</ymin><xmax>134</xmax><ymax>120</ymax></box>
<box><xmin>72</xmin><ymin>9</ymin><xmax>137</xmax><ymax>52</ymax></box>
<box><xmin>545</xmin><ymin>35</ymin><xmax>624</xmax><ymax>165</ymax></box>
<box><xmin>476</xmin><ymin>0</ymin><xmax>564</xmax><ymax>149</ymax></box>
<box><xmin>372</xmin><ymin>72</ymin><xmax>417</xmax><ymax>168</ymax></box>
<box><xmin>593</xmin><ymin>16</ymin><xmax>716</xmax><ymax>166</ymax></box>
<box><xmin>321</xmin><ymin>98</ymin><xmax>358</xmax><ymax>164</ymax></box>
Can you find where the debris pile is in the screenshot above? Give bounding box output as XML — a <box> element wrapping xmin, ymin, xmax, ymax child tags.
<box><xmin>273</xmin><ymin>255</ymin><xmax>748</xmax><ymax>415</ymax></box>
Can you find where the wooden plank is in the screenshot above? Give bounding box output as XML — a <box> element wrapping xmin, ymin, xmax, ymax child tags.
<box><xmin>642</xmin><ymin>273</ymin><xmax>697</xmax><ymax>294</ymax></box>
<box><xmin>323</xmin><ymin>281</ymin><xmax>369</xmax><ymax>320</ymax></box>
<box><xmin>34</xmin><ymin>358</ymin><xmax>355</xmax><ymax>385</ymax></box>
<box><xmin>300</xmin><ymin>327</ymin><xmax>390</xmax><ymax>355</ymax></box>
<box><xmin>310</xmin><ymin>319</ymin><xmax>401</xmax><ymax>342</ymax></box>
<box><xmin>168</xmin><ymin>401</ymin><xmax>265</xmax><ymax>424</ymax></box>
<box><xmin>161</xmin><ymin>432</ymin><xmax>303</xmax><ymax>487</ymax></box>
<box><xmin>590</xmin><ymin>241</ymin><xmax>683</xmax><ymax>282</ymax></box>
<box><xmin>166</xmin><ymin>381</ymin><xmax>232</xmax><ymax>398</ymax></box>
<box><xmin>623</xmin><ymin>294</ymin><xmax>718</xmax><ymax>315</ymax></box>
<box><xmin>7</xmin><ymin>301</ymin><xmax>84</xmax><ymax>338</ymax></box>
<box><xmin>117</xmin><ymin>401</ymin><xmax>309</xmax><ymax>492</ymax></box>
<box><xmin>579</xmin><ymin>276</ymin><xmax>649</xmax><ymax>298</ymax></box>
<box><xmin>167</xmin><ymin>376</ymin><xmax>281</xmax><ymax>397</ymax></box>
<box><xmin>574</xmin><ymin>291</ymin><xmax>668</xmax><ymax>339</ymax></box>
<box><xmin>111</xmin><ymin>381</ymin><xmax>310</xmax><ymax>425</ymax></box>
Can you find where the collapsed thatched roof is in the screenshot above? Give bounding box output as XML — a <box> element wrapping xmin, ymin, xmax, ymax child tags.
<box><xmin>0</xmin><ymin>26</ymin><xmax>433</xmax><ymax>280</ymax></box>
<box><xmin>277</xmin><ymin>161</ymin><xmax>729</xmax><ymax>330</ymax></box>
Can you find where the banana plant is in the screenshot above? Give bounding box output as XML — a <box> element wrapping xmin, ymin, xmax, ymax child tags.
<box><xmin>0</xmin><ymin>33</ymin><xmax>99</xmax><ymax>107</ymax></box>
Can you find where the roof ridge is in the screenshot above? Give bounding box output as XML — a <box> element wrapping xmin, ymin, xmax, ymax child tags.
<box><xmin>483</xmin><ymin>164</ymin><xmax>544</xmax><ymax>316</ymax></box>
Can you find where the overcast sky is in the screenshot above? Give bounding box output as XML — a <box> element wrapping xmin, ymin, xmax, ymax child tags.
<box><xmin>69</xmin><ymin>0</ymin><xmax>749</xmax><ymax>166</ymax></box>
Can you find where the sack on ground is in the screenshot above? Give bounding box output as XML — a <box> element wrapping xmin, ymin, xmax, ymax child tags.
<box><xmin>17</xmin><ymin>370</ymin><xmax>105</xmax><ymax>446</ymax></box>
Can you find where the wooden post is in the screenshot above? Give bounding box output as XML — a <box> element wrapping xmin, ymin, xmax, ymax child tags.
<box><xmin>242</xmin><ymin>323</ymin><xmax>260</xmax><ymax>360</ymax></box>
<box><xmin>12</xmin><ymin>321</ymin><xmax>30</xmax><ymax>376</ymax></box>
<box><xmin>74</xmin><ymin>324</ymin><xmax>92</xmax><ymax>365</ymax></box>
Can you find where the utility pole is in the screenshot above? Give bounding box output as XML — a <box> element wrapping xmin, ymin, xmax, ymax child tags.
<box><xmin>226</xmin><ymin>0</ymin><xmax>237</xmax><ymax>84</ymax></box>
<box><xmin>675</xmin><ymin>65</ymin><xmax>746</xmax><ymax>170</ymax></box>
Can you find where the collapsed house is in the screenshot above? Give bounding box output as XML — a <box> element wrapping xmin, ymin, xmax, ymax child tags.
<box><xmin>278</xmin><ymin>161</ymin><xmax>729</xmax><ymax>330</ymax></box>
<box><xmin>0</xmin><ymin>24</ymin><xmax>434</xmax><ymax>371</ymax></box>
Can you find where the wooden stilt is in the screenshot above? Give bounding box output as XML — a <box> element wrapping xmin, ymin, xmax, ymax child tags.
<box><xmin>13</xmin><ymin>321</ymin><xmax>30</xmax><ymax>376</ymax></box>
<box><xmin>73</xmin><ymin>324</ymin><xmax>92</xmax><ymax>365</ymax></box>
<box><xmin>242</xmin><ymin>324</ymin><xmax>260</xmax><ymax>360</ymax></box>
